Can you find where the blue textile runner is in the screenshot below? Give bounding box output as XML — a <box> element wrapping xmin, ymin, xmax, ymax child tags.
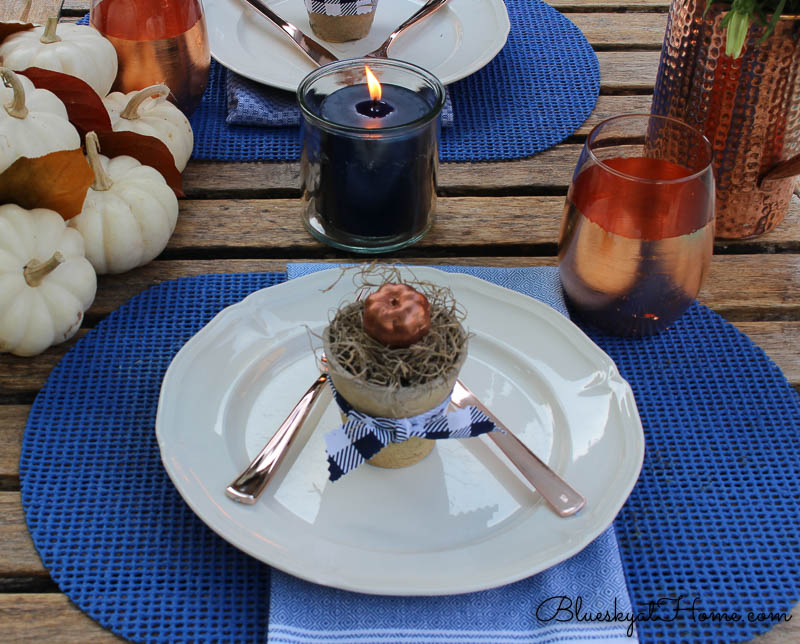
<box><xmin>19</xmin><ymin>268</ymin><xmax>800</xmax><ymax>644</ymax></box>
<box><xmin>189</xmin><ymin>0</ymin><xmax>600</xmax><ymax>162</ymax></box>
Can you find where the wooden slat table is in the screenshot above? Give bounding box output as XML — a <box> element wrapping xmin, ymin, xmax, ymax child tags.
<box><xmin>1</xmin><ymin>1</ymin><xmax>798</xmax><ymax>642</ymax></box>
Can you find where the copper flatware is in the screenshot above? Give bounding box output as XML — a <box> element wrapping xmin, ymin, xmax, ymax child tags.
<box><xmin>450</xmin><ymin>380</ymin><xmax>586</xmax><ymax>517</ymax></box>
<box><xmin>226</xmin><ymin>289</ymin><xmax>369</xmax><ymax>503</ymax></box>
<box><xmin>225</xmin><ymin>366</ymin><xmax>331</xmax><ymax>504</ymax></box>
<box><xmin>365</xmin><ymin>0</ymin><xmax>451</xmax><ymax>59</ymax></box>
<box><xmin>241</xmin><ymin>0</ymin><xmax>451</xmax><ymax>67</ymax></box>
<box><xmin>240</xmin><ymin>0</ymin><xmax>337</xmax><ymax>67</ymax></box>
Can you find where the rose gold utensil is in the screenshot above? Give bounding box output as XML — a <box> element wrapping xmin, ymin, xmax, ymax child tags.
<box><xmin>225</xmin><ymin>362</ymin><xmax>330</xmax><ymax>504</ymax></box>
<box><xmin>240</xmin><ymin>0</ymin><xmax>451</xmax><ymax>68</ymax></box>
<box><xmin>226</xmin><ymin>288</ymin><xmax>369</xmax><ymax>503</ymax></box>
<box><xmin>364</xmin><ymin>0</ymin><xmax>451</xmax><ymax>59</ymax></box>
<box><xmin>450</xmin><ymin>380</ymin><xmax>586</xmax><ymax>517</ymax></box>
<box><xmin>240</xmin><ymin>0</ymin><xmax>337</xmax><ymax>66</ymax></box>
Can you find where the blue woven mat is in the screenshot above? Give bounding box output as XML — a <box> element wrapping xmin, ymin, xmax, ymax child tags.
<box><xmin>20</xmin><ymin>271</ymin><xmax>800</xmax><ymax>644</ymax></box>
<box><xmin>188</xmin><ymin>0</ymin><xmax>600</xmax><ymax>162</ymax></box>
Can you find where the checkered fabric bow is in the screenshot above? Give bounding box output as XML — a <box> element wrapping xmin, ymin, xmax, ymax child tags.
<box><xmin>325</xmin><ymin>382</ymin><xmax>499</xmax><ymax>481</ymax></box>
<box><xmin>304</xmin><ymin>0</ymin><xmax>377</xmax><ymax>16</ymax></box>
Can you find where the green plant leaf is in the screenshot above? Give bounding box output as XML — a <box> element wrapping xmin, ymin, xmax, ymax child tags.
<box><xmin>725</xmin><ymin>10</ymin><xmax>752</xmax><ymax>57</ymax></box>
<box><xmin>759</xmin><ymin>0</ymin><xmax>787</xmax><ymax>44</ymax></box>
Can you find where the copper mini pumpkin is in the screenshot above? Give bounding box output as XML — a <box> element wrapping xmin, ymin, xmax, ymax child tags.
<box><xmin>363</xmin><ymin>283</ymin><xmax>431</xmax><ymax>348</ymax></box>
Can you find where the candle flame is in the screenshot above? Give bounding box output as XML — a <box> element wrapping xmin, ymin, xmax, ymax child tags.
<box><xmin>365</xmin><ymin>65</ymin><xmax>381</xmax><ymax>101</ymax></box>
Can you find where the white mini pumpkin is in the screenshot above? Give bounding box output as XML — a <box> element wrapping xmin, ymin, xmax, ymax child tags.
<box><xmin>0</xmin><ymin>204</ymin><xmax>97</xmax><ymax>357</ymax></box>
<box><xmin>69</xmin><ymin>132</ymin><xmax>179</xmax><ymax>275</ymax></box>
<box><xmin>103</xmin><ymin>85</ymin><xmax>194</xmax><ymax>172</ymax></box>
<box><xmin>0</xmin><ymin>17</ymin><xmax>118</xmax><ymax>97</ymax></box>
<box><xmin>0</xmin><ymin>67</ymin><xmax>80</xmax><ymax>174</ymax></box>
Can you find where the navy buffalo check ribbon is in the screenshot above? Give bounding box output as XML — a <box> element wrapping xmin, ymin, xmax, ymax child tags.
<box><xmin>325</xmin><ymin>383</ymin><xmax>499</xmax><ymax>481</ymax></box>
<box><xmin>304</xmin><ymin>0</ymin><xmax>377</xmax><ymax>16</ymax></box>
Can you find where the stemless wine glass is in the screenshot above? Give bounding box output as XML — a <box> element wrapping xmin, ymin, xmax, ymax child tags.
<box><xmin>90</xmin><ymin>0</ymin><xmax>210</xmax><ymax>115</ymax></box>
<box><xmin>558</xmin><ymin>114</ymin><xmax>715</xmax><ymax>336</ymax></box>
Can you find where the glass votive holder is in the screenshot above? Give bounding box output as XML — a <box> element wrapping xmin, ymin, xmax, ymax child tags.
<box><xmin>297</xmin><ymin>58</ymin><xmax>445</xmax><ymax>254</ymax></box>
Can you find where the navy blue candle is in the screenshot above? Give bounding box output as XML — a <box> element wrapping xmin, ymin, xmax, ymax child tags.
<box><xmin>299</xmin><ymin>60</ymin><xmax>444</xmax><ymax>253</ymax></box>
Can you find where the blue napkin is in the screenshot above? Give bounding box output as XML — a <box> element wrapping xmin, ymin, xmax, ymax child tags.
<box><xmin>226</xmin><ymin>70</ymin><xmax>455</xmax><ymax>127</ymax></box>
<box><xmin>268</xmin><ymin>263</ymin><xmax>639</xmax><ymax>644</ymax></box>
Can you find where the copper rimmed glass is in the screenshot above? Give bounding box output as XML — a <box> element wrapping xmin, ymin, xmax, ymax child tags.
<box><xmin>558</xmin><ymin>114</ymin><xmax>715</xmax><ymax>336</ymax></box>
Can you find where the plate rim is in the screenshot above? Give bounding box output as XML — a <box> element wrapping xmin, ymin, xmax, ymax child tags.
<box><xmin>156</xmin><ymin>267</ymin><xmax>645</xmax><ymax>595</ymax></box>
<box><xmin>206</xmin><ymin>0</ymin><xmax>511</xmax><ymax>92</ymax></box>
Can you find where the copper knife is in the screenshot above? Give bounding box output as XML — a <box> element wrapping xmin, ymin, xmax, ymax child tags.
<box><xmin>240</xmin><ymin>0</ymin><xmax>338</xmax><ymax>67</ymax></box>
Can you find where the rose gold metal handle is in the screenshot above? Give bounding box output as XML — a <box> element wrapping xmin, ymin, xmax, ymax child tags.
<box><xmin>760</xmin><ymin>153</ymin><xmax>800</xmax><ymax>184</ymax></box>
<box><xmin>226</xmin><ymin>372</ymin><xmax>329</xmax><ymax>504</ymax></box>
<box><xmin>240</xmin><ymin>0</ymin><xmax>338</xmax><ymax>67</ymax></box>
<box><xmin>365</xmin><ymin>0</ymin><xmax>451</xmax><ymax>59</ymax></box>
<box><xmin>451</xmin><ymin>380</ymin><xmax>586</xmax><ymax>517</ymax></box>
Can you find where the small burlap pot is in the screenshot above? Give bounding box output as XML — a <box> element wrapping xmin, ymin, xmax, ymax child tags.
<box><xmin>323</xmin><ymin>327</ymin><xmax>467</xmax><ymax>469</ymax></box>
<box><xmin>304</xmin><ymin>0</ymin><xmax>379</xmax><ymax>42</ymax></box>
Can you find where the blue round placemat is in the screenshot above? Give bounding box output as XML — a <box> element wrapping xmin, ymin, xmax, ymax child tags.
<box><xmin>188</xmin><ymin>0</ymin><xmax>600</xmax><ymax>162</ymax></box>
<box><xmin>20</xmin><ymin>273</ymin><xmax>800</xmax><ymax>644</ymax></box>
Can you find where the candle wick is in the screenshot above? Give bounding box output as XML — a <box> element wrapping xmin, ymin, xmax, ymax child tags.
<box><xmin>356</xmin><ymin>99</ymin><xmax>395</xmax><ymax>119</ymax></box>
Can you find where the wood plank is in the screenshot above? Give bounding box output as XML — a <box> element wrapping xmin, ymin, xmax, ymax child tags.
<box><xmin>732</xmin><ymin>323</ymin><xmax>800</xmax><ymax>386</ymax></box>
<box><xmin>165</xmin><ymin>196</ymin><xmax>800</xmax><ymax>252</ymax></box>
<box><xmin>0</xmin><ymin>331</ymin><xmax>85</xmax><ymax>397</ymax></box>
<box><xmin>0</xmin><ymin>0</ymin><xmax>61</xmax><ymax>23</ymax></box>
<box><xmin>598</xmin><ymin>51</ymin><xmax>661</xmax><ymax>89</ymax></box>
<box><xmin>56</xmin><ymin>6</ymin><xmax>670</xmax><ymax>48</ymax></box>
<box><xmin>0</xmin><ymin>594</ymin><xmax>123</xmax><ymax>643</ymax></box>
<box><xmin>59</xmin><ymin>0</ymin><xmax>674</xmax><ymax>12</ymax></box>
<box><xmin>549</xmin><ymin>0</ymin><xmax>669</xmax><ymax>8</ymax></box>
<box><xmin>0</xmin><ymin>493</ymin><xmax>46</xmax><ymax>576</ymax></box>
<box><xmin>1</xmin><ymin>256</ymin><xmax>799</xmax><ymax>395</ymax></box>
<box><xmin>60</xmin><ymin>0</ymin><xmax>674</xmax><ymax>12</ymax></box>
<box><xmin>578</xmin><ymin>95</ymin><xmax>654</xmax><ymax>131</ymax></box>
<box><xmin>0</xmin><ymin>407</ymin><xmax>26</xmax><ymax>480</ymax></box>
<box><xmin>570</xmin><ymin>12</ymin><xmax>667</xmax><ymax>48</ymax></box>
<box><xmin>37</xmin><ymin>255</ymin><xmax>800</xmax><ymax>323</ymax></box>
<box><xmin>183</xmin><ymin>146</ymin><xmax>581</xmax><ymax>197</ymax></box>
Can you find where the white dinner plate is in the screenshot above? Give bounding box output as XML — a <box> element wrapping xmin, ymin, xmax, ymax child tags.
<box><xmin>205</xmin><ymin>0</ymin><xmax>511</xmax><ymax>91</ymax></box>
<box><xmin>156</xmin><ymin>267</ymin><xmax>644</xmax><ymax>595</ymax></box>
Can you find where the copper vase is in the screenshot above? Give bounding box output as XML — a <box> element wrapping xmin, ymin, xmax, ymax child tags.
<box><xmin>652</xmin><ymin>1</ymin><xmax>800</xmax><ymax>238</ymax></box>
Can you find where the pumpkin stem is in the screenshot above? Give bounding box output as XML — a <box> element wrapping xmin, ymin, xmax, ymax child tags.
<box><xmin>40</xmin><ymin>16</ymin><xmax>62</xmax><ymax>44</ymax></box>
<box><xmin>20</xmin><ymin>0</ymin><xmax>32</xmax><ymax>22</ymax></box>
<box><xmin>1</xmin><ymin>68</ymin><xmax>29</xmax><ymax>119</ymax></box>
<box><xmin>85</xmin><ymin>131</ymin><xmax>114</xmax><ymax>192</ymax></box>
<box><xmin>120</xmin><ymin>84</ymin><xmax>171</xmax><ymax>120</ymax></box>
<box><xmin>24</xmin><ymin>252</ymin><xmax>65</xmax><ymax>287</ymax></box>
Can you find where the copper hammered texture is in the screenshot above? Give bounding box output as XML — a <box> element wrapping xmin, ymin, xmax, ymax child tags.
<box><xmin>652</xmin><ymin>0</ymin><xmax>800</xmax><ymax>238</ymax></box>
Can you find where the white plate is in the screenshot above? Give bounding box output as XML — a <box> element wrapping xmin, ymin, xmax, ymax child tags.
<box><xmin>206</xmin><ymin>0</ymin><xmax>511</xmax><ymax>91</ymax></box>
<box><xmin>156</xmin><ymin>267</ymin><xmax>644</xmax><ymax>595</ymax></box>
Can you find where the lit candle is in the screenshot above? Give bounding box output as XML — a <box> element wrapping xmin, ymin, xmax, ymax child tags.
<box><xmin>298</xmin><ymin>59</ymin><xmax>445</xmax><ymax>253</ymax></box>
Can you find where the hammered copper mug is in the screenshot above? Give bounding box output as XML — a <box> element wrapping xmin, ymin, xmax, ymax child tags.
<box><xmin>652</xmin><ymin>0</ymin><xmax>800</xmax><ymax>238</ymax></box>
